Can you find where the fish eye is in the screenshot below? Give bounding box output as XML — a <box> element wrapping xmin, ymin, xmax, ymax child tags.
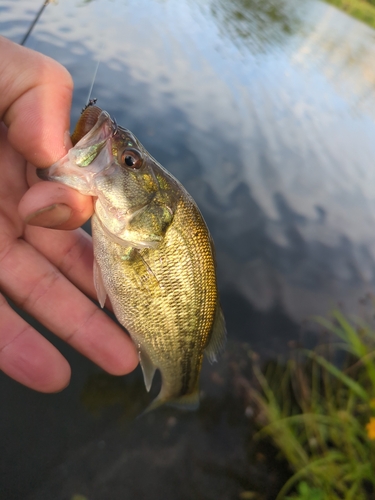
<box><xmin>119</xmin><ymin>148</ymin><xmax>143</xmax><ymax>169</ymax></box>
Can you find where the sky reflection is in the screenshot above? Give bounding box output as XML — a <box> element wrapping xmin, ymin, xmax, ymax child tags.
<box><xmin>2</xmin><ymin>0</ymin><xmax>375</xmax><ymax>333</ymax></box>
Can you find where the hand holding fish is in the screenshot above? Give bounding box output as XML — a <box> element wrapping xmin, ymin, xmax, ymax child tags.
<box><xmin>40</xmin><ymin>103</ymin><xmax>226</xmax><ymax>411</ymax></box>
<box><xmin>0</xmin><ymin>36</ymin><xmax>138</xmax><ymax>392</ymax></box>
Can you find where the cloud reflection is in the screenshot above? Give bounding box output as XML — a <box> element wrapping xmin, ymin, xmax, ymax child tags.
<box><xmin>2</xmin><ymin>0</ymin><xmax>375</xmax><ymax>333</ymax></box>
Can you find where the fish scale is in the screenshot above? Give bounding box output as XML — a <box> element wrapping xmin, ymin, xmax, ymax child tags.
<box><xmin>93</xmin><ymin>194</ymin><xmax>216</xmax><ymax>400</ymax></box>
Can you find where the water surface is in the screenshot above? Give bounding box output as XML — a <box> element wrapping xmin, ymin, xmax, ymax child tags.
<box><xmin>1</xmin><ymin>0</ymin><xmax>375</xmax><ymax>498</ymax></box>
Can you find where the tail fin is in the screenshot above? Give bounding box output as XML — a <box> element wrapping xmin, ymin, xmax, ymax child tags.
<box><xmin>167</xmin><ymin>389</ymin><xmax>200</xmax><ymax>411</ymax></box>
<box><xmin>138</xmin><ymin>385</ymin><xmax>200</xmax><ymax>418</ymax></box>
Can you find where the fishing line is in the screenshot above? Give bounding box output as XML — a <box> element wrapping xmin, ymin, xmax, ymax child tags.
<box><xmin>20</xmin><ymin>0</ymin><xmax>52</xmax><ymax>46</ymax></box>
<box><xmin>86</xmin><ymin>60</ymin><xmax>101</xmax><ymax>106</ymax></box>
<box><xmin>20</xmin><ymin>0</ymin><xmax>102</xmax><ymax>109</ymax></box>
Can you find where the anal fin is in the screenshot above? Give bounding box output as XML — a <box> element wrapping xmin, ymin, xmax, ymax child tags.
<box><xmin>139</xmin><ymin>347</ymin><xmax>157</xmax><ymax>392</ymax></box>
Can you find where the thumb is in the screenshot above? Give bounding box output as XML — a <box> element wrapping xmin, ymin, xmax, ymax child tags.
<box><xmin>0</xmin><ymin>35</ymin><xmax>73</xmax><ymax>167</ymax></box>
<box><xmin>0</xmin><ymin>36</ymin><xmax>94</xmax><ymax>229</ymax></box>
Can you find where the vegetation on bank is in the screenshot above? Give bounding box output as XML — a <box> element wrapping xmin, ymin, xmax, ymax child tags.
<box><xmin>246</xmin><ymin>309</ymin><xmax>375</xmax><ymax>499</ymax></box>
<box><xmin>325</xmin><ymin>0</ymin><xmax>375</xmax><ymax>29</ymax></box>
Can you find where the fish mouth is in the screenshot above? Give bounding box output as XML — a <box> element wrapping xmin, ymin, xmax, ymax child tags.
<box><xmin>35</xmin><ymin>110</ymin><xmax>115</xmax><ymax>194</ymax></box>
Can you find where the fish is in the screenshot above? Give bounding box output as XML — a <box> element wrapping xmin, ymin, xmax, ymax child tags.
<box><xmin>37</xmin><ymin>104</ymin><xmax>226</xmax><ymax>411</ymax></box>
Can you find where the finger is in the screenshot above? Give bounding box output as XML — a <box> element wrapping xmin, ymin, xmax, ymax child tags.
<box><xmin>18</xmin><ymin>180</ymin><xmax>94</xmax><ymax>230</ymax></box>
<box><xmin>0</xmin><ymin>239</ymin><xmax>139</xmax><ymax>375</ymax></box>
<box><xmin>0</xmin><ymin>123</ymin><xmax>28</xmax><ymax>218</ymax></box>
<box><xmin>24</xmin><ymin>225</ymin><xmax>97</xmax><ymax>300</ymax></box>
<box><xmin>25</xmin><ymin>136</ymin><xmax>72</xmax><ymax>188</ymax></box>
<box><xmin>23</xmin><ymin>225</ymin><xmax>114</xmax><ymax>311</ymax></box>
<box><xmin>0</xmin><ymin>36</ymin><xmax>73</xmax><ymax>167</ymax></box>
<box><xmin>0</xmin><ymin>294</ymin><xmax>71</xmax><ymax>392</ymax></box>
<box><xmin>0</xmin><ymin>38</ymin><xmax>95</xmax><ymax>230</ymax></box>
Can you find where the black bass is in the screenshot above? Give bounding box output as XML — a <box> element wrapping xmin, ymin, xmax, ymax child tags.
<box><xmin>38</xmin><ymin>105</ymin><xmax>226</xmax><ymax>411</ymax></box>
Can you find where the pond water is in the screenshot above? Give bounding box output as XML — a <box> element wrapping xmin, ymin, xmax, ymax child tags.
<box><xmin>2</xmin><ymin>0</ymin><xmax>375</xmax><ymax>498</ymax></box>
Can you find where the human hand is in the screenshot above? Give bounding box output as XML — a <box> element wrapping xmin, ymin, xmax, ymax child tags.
<box><xmin>0</xmin><ymin>36</ymin><xmax>138</xmax><ymax>392</ymax></box>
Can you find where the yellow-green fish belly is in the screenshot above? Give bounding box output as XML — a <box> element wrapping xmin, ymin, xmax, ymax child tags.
<box><xmin>92</xmin><ymin>194</ymin><xmax>217</xmax><ymax>405</ymax></box>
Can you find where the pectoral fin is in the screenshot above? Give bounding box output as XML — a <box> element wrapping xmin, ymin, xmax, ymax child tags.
<box><xmin>121</xmin><ymin>200</ymin><xmax>174</xmax><ymax>248</ymax></box>
<box><xmin>93</xmin><ymin>259</ymin><xmax>107</xmax><ymax>308</ymax></box>
<box><xmin>204</xmin><ymin>305</ymin><xmax>227</xmax><ymax>363</ymax></box>
<box><xmin>139</xmin><ymin>347</ymin><xmax>157</xmax><ymax>392</ymax></box>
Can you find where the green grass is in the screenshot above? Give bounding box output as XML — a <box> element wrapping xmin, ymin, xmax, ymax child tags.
<box><xmin>248</xmin><ymin>310</ymin><xmax>375</xmax><ymax>499</ymax></box>
<box><xmin>325</xmin><ymin>0</ymin><xmax>375</xmax><ymax>30</ymax></box>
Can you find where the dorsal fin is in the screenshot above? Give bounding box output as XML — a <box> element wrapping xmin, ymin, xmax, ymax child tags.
<box><xmin>204</xmin><ymin>305</ymin><xmax>227</xmax><ymax>364</ymax></box>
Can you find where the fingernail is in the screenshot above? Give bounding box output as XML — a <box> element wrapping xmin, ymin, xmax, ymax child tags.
<box><xmin>25</xmin><ymin>204</ymin><xmax>73</xmax><ymax>228</ymax></box>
